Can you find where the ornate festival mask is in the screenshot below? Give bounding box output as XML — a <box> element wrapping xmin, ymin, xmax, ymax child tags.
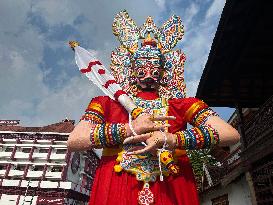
<box><xmin>133</xmin><ymin>36</ymin><xmax>163</xmax><ymax>90</ymax></box>
<box><xmin>110</xmin><ymin>10</ymin><xmax>187</xmax><ymax>98</ymax></box>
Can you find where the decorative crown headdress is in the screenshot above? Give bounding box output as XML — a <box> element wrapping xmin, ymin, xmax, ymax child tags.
<box><xmin>110</xmin><ymin>10</ymin><xmax>187</xmax><ymax>99</ymax></box>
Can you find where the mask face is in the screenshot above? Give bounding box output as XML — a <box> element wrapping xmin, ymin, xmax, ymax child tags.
<box><xmin>134</xmin><ymin>58</ymin><xmax>162</xmax><ymax>90</ymax></box>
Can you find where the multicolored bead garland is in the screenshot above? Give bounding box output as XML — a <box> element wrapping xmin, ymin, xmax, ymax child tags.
<box><xmin>175</xmin><ymin>124</ymin><xmax>220</xmax><ymax>150</ymax></box>
<box><xmin>90</xmin><ymin>123</ymin><xmax>127</xmax><ymax>148</ymax></box>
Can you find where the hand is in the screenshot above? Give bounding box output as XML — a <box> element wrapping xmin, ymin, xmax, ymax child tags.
<box><xmin>123</xmin><ymin>131</ymin><xmax>177</xmax><ymax>155</ymax></box>
<box><xmin>125</xmin><ymin>114</ymin><xmax>176</xmax><ymax>137</ymax></box>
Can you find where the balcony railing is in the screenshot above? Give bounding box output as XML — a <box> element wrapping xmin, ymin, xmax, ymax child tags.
<box><xmin>202</xmin><ymin>147</ymin><xmax>242</xmax><ymax>191</ymax></box>
<box><xmin>243</xmin><ymin>95</ymin><xmax>273</xmax><ymax>148</ymax></box>
<box><xmin>221</xmin><ymin>147</ymin><xmax>242</xmax><ymax>176</ymax></box>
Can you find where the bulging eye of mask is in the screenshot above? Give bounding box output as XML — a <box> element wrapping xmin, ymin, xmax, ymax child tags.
<box><xmin>137</xmin><ymin>70</ymin><xmax>145</xmax><ymax>78</ymax></box>
<box><xmin>152</xmin><ymin>70</ymin><xmax>160</xmax><ymax>78</ymax></box>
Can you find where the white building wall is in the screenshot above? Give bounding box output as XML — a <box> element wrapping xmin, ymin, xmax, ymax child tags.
<box><xmin>200</xmin><ymin>175</ymin><xmax>252</xmax><ymax>205</ymax></box>
<box><xmin>0</xmin><ymin>194</ymin><xmax>38</xmax><ymax>205</ymax></box>
<box><xmin>0</xmin><ymin>130</ymin><xmax>98</xmax><ymax>204</ymax></box>
<box><xmin>18</xmin><ymin>196</ymin><xmax>38</xmax><ymax>205</ymax></box>
<box><xmin>0</xmin><ymin>194</ymin><xmax>17</xmax><ymax>205</ymax></box>
<box><xmin>2</xmin><ymin>179</ymin><xmax>21</xmax><ymax>186</ymax></box>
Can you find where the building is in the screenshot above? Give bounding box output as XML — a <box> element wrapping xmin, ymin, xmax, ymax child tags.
<box><xmin>196</xmin><ymin>0</ymin><xmax>273</xmax><ymax>204</ymax></box>
<box><xmin>199</xmin><ymin>109</ymin><xmax>257</xmax><ymax>205</ymax></box>
<box><xmin>0</xmin><ymin>119</ymin><xmax>100</xmax><ymax>205</ymax></box>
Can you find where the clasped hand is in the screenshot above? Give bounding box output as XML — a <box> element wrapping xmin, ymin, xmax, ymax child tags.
<box><xmin>124</xmin><ymin>114</ymin><xmax>177</xmax><ymax>155</ymax></box>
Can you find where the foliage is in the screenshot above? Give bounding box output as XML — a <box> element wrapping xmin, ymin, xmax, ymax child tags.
<box><xmin>187</xmin><ymin>149</ymin><xmax>218</xmax><ymax>191</ymax></box>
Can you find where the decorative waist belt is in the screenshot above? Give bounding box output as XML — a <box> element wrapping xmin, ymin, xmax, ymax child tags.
<box><xmin>102</xmin><ymin>147</ymin><xmax>186</xmax><ymax>157</ymax></box>
<box><xmin>102</xmin><ymin>147</ymin><xmax>186</xmax><ymax>205</ymax></box>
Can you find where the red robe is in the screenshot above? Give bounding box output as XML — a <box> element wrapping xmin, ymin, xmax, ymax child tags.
<box><xmin>87</xmin><ymin>91</ymin><xmax>200</xmax><ymax>205</ymax></box>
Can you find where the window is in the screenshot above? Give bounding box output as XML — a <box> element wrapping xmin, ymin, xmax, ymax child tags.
<box><xmin>22</xmin><ymin>148</ymin><xmax>32</xmax><ymax>153</ymax></box>
<box><xmin>56</xmin><ymin>149</ymin><xmax>67</xmax><ymax>154</ymax></box>
<box><xmin>31</xmin><ymin>165</ymin><xmax>44</xmax><ymax>171</ymax></box>
<box><xmin>14</xmin><ymin>165</ymin><xmax>25</xmax><ymax>171</ymax></box>
<box><xmin>0</xmin><ymin>164</ymin><xmax>6</xmax><ymax>170</ymax></box>
<box><xmin>5</xmin><ymin>147</ymin><xmax>14</xmax><ymax>152</ymax></box>
<box><xmin>39</xmin><ymin>149</ymin><xmax>49</xmax><ymax>153</ymax></box>
<box><xmin>212</xmin><ymin>194</ymin><xmax>229</xmax><ymax>205</ymax></box>
<box><xmin>51</xmin><ymin>167</ymin><xmax>63</xmax><ymax>172</ymax></box>
<box><xmin>11</xmin><ymin>176</ymin><xmax>22</xmax><ymax>180</ymax></box>
<box><xmin>48</xmin><ymin>179</ymin><xmax>60</xmax><ymax>182</ymax></box>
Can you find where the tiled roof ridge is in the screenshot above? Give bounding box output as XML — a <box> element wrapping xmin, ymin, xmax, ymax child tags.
<box><xmin>0</xmin><ymin>120</ymin><xmax>75</xmax><ymax>133</ymax></box>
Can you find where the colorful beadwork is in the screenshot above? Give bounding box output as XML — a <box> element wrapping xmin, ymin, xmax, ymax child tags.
<box><xmin>184</xmin><ymin>100</ymin><xmax>208</xmax><ymax>123</ymax></box>
<box><xmin>90</xmin><ymin>123</ymin><xmax>127</xmax><ymax>148</ymax></box>
<box><xmin>131</xmin><ymin>107</ymin><xmax>144</xmax><ymax>120</ymax></box>
<box><xmin>175</xmin><ymin>125</ymin><xmax>220</xmax><ymax>150</ymax></box>
<box><xmin>191</xmin><ymin>107</ymin><xmax>219</xmax><ymax>126</ymax></box>
<box><xmin>110</xmin><ymin>10</ymin><xmax>187</xmax><ymax>99</ymax></box>
<box><xmin>138</xmin><ymin>182</ymin><xmax>154</xmax><ymax>205</ymax></box>
<box><xmin>81</xmin><ymin>111</ymin><xmax>104</xmax><ymax>123</ymax></box>
<box><xmin>131</xmin><ymin>96</ymin><xmax>168</xmax><ymax>122</ymax></box>
<box><xmin>112</xmin><ymin>10</ymin><xmax>139</xmax><ymax>53</ymax></box>
<box><xmin>160</xmin><ymin>150</ymin><xmax>180</xmax><ymax>174</ymax></box>
<box><xmin>115</xmin><ymin>96</ymin><xmax>174</xmax><ymax>185</ymax></box>
<box><xmin>119</xmin><ymin>145</ymin><xmax>168</xmax><ymax>182</ymax></box>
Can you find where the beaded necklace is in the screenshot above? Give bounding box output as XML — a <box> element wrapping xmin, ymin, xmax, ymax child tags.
<box><xmin>131</xmin><ymin>96</ymin><xmax>169</xmax><ymax>128</ymax></box>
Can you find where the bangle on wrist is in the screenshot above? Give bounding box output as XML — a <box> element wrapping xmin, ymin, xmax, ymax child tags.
<box><xmin>175</xmin><ymin>125</ymin><xmax>219</xmax><ymax>150</ymax></box>
<box><xmin>90</xmin><ymin>123</ymin><xmax>127</xmax><ymax>147</ymax></box>
<box><xmin>131</xmin><ymin>107</ymin><xmax>143</xmax><ymax>120</ymax></box>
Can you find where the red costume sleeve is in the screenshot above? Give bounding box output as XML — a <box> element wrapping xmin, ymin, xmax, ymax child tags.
<box><xmin>180</xmin><ymin>97</ymin><xmax>209</xmax><ymax>123</ymax></box>
<box><xmin>81</xmin><ymin>96</ymin><xmax>110</xmax><ymax>123</ymax></box>
<box><xmin>168</xmin><ymin>97</ymin><xmax>209</xmax><ymax>132</ymax></box>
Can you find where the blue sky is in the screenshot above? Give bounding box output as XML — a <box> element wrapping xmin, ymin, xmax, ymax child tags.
<box><xmin>0</xmin><ymin>0</ymin><xmax>233</xmax><ymax>126</ymax></box>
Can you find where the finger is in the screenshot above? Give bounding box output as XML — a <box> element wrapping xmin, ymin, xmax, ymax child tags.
<box><xmin>151</xmin><ymin>115</ymin><xmax>176</xmax><ymax>121</ymax></box>
<box><xmin>150</xmin><ymin>150</ymin><xmax>157</xmax><ymax>156</ymax></box>
<box><xmin>151</xmin><ymin>124</ymin><xmax>170</xmax><ymax>132</ymax></box>
<box><xmin>127</xmin><ymin>142</ymin><xmax>158</xmax><ymax>155</ymax></box>
<box><xmin>123</xmin><ymin>133</ymin><xmax>150</xmax><ymax>144</ymax></box>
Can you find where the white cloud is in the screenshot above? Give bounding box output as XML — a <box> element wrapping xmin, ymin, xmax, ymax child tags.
<box><xmin>0</xmin><ymin>1</ymin><xmax>31</xmax><ymax>33</ymax></box>
<box><xmin>180</xmin><ymin>1</ymin><xmax>226</xmax><ymax>97</ymax></box>
<box><xmin>0</xmin><ymin>0</ymin><xmax>164</xmax><ymax>126</ymax></box>
<box><xmin>0</xmin><ymin>0</ymin><xmax>226</xmax><ymax>126</ymax></box>
<box><xmin>184</xmin><ymin>3</ymin><xmax>199</xmax><ymax>27</ymax></box>
<box><xmin>33</xmin><ymin>76</ymin><xmax>103</xmax><ymax>126</ymax></box>
<box><xmin>186</xmin><ymin>80</ymin><xmax>199</xmax><ymax>97</ymax></box>
<box><xmin>154</xmin><ymin>0</ymin><xmax>166</xmax><ymax>10</ymax></box>
<box><xmin>0</xmin><ymin>19</ymin><xmax>48</xmax><ymax>124</ymax></box>
<box><xmin>31</xmin><ymin>1</ymin><xmax>77</xmax><ymax>26</ymax></box>
<box><xmin>206</xmin><ymin>0</ymin><xmax>226</xmax><ymax>19</ymax></box>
